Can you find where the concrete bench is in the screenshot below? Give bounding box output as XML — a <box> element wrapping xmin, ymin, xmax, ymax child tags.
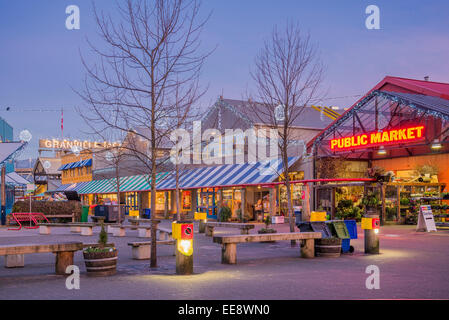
<box><xmin>128</xmin><ymin>240</ymin><xmax>175</xmax><ymax>260</ymax></box>
<box><xmin>0</xmin><ymin>242</ymin><xmax>84</xmax><ymax>274</ymax></box>
<box><xmin>205</xmin><ymin>222</ymin><xmax>255</xmax><ymax>236</ymax></box>
<box><xmin>157</xmin><ymin>226</ymin><xmax>173</xmax><ymax>241</ymax></box>
<box><xmin>213</xmin><ymin>232</ymin><xmax>322</xmax><ymax>264</ymax></box>
<box><xmin>39</xmin><ymin>223</ymin><xmax>95</xmax><ymax>236</ymax></box>
<box><xmin>91</xmin><ymin>216</ymin><xmax>105</xmax><ymax>223</ymax></box>
<box><xmin>112</xmin><ymin>225</ymin><xmax>152</xmax><ymax>238</ymax></box>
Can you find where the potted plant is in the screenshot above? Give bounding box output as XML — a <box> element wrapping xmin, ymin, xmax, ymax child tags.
<box><xmin>83</xmin><ymin>222</ymin><xmax>117</xmax><ymax>276</ymax></box>
<box><xmin>361</xmin><ymin>191</ymin><xmax>380</xmax><ymax>213</ymax></box>
<box><xmin>258</xmin><ymin>216</ymin><xmax>277</xmax><ymax>234</ymax></box>
<box><xmin>218</xmin><ymin>206</ymin><xmax>231</xmax><ymax>222</ymax></box>
<box><xmin>367</xmin><ymin>166</ymin><xmax>386</xmax><ymax>182</ymax></box>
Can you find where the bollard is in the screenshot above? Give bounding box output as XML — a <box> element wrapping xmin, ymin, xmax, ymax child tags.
<box><xmin>198</xmin><ymin>220</ymin><xmax>206</xmax><ymax>233</ymax></box>
<box><xmin>194</xmin><ymin>212</ymin><xmax>207</xmax><ymax>234</ymax></box>
<box><xmin>173</xmin><ymin>221</ymin><xmax>194</xmax><ymax>275</ymax></box>
<box><xmin>362</xmin><ymin>214</ymin><xmax>380</xmax><ymax>254</ymax></box>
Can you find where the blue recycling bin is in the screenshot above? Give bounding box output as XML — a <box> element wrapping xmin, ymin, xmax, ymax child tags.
<box><xmin>294</xmin><ymin>210</ymin><xmax>302</xmax><ymax>224</ymax></box>
<box><xmin>342</xmin><ymin>220</ymin><xmax>358</xmax><ymax>253</ymax></box>
<box><xmin>144</xmin><ymin>208</ymin><xmax>151</xmax><ymax>219</ymax></box>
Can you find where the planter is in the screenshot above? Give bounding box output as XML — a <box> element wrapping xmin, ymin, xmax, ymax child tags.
<box><xmin>315</xmin><ymin>238</ymin><xmax>342</xmax><ymax>258</ymax></box>
<box><xmin>83</xmin><ymin>248</ymin><xmax>118</xmax><ymax>276</ymax></box>
<box><xmin>258</xmin><ymin>228</ymin><xmax>277</xmax><ymax>243</ymax></box>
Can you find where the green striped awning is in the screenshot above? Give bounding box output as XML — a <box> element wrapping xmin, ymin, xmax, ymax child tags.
<box><xmin>78</xmin><ymin>172</ymin><xmax>169</xmax><ymax>194</ymax></box>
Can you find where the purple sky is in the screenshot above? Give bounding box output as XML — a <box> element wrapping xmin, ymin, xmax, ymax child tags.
<box><xmin>1</xmin><ymin>0</ymin><xmax>449</xmax><ymax>159</ymax></box>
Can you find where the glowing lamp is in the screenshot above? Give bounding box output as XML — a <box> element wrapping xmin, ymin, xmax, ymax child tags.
<box><xmin>377</xmin><ymin>146</ymin><xmax>387</xmax><ymax>155</ymax></box>
<box><xmin>431</xmin><ymin>140</ymin><xmax>443</xmax><ymax>150</ymax></box>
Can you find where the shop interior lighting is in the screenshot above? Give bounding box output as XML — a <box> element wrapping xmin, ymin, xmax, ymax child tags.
<box><xmin>377</xmin><ymin>146</ymin><xmax>387</xmax><ymax>155</ymax></box>
<box><xmin>431</xmin><ymin>139</ymin><xmax>443</xmax><ymax>150</ymax></box>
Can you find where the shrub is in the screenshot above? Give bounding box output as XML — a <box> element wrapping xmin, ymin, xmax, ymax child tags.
<box><xmin>12</xmin><ymin>200</ymin><xmax>82</xmax><ymax>221</ymax></box>
<box><xmin>335</xmin><ymin>206</ymin><xmax>362</xmax><ymax>221</ymax></box>
<box><xmin>218</xmin><ymin>206</ymin><xmax>231</xmax><ymax>222</ymax></box>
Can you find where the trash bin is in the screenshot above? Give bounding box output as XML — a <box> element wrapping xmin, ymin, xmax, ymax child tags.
<box><xmin>294</xmin><ymin>210</ymin><xmax>302</xmax><ymax>225</ymax></box>
<box><xmin>296</xmin><ymin>221</ymin><xmax>312</xmax><ymax>232</ymax></box>
<box><xmin>327</xmin><ymin>220</ymin><xmax>351</xmax><ymax>253</ymax></box>
<box><xmin>95</xmin><ymin>205</ymin><xmax>108</xmax><ymax>218</ymax></box>
<box><xmin>81</xmin><ymin>205</ymin><xmax>89</xmax><ymax>222</ymax></box>
<box><xmin>342</xmin><ymin>220</ymin><xmax>358</xmax><ymax>253</ymax></box>
<box><xmin>310</xmin><ymin>222</ymin><xmax>333</xmax><ymax>238</ymax></box>
<box><xmin>144</xmin><ymin>208</ymin><xmax>151</xmax><ymax>219</ymax></box>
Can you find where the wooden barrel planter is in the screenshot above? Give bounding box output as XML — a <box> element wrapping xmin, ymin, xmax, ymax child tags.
<box><xmin>83</xmin><ymin>248</ymin><xmax>118</xmax><ymax>276</ymax></box>
<box><xmin>315</xmin><ymin>238</ymin><xmax>342</xmax><ymax>258</ymax></box>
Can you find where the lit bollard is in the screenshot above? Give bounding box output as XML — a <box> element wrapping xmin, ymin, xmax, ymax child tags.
<box><xmin>173</xmin><ymin>221</ymin><xmax>194</xmax><ymax>275</ymax></box>
<box><xmin>194</xmin><ymin>212</ymin><xmax>207</xmax><ymax>233</ymax></box>
<box><xmin>362</xmin><ymin>215</ymin><xmax>380</xmax><ymax>254</ymax></box>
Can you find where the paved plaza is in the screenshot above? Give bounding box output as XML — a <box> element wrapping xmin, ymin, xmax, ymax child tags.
<box><xmin>1</xmin><ymin>222</ymin><xmax>449</xmax><ymax>300</ymax></box>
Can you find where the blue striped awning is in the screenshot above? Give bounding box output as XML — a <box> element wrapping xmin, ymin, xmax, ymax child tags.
<box><xmin>78</xmin><ymin>172</ymin><xmax>169</xmax><ymax>194</ymax></box>
<box><xmin>58</xmin><ymin>159</ymin><xmax>93</xmax><ymax>171</ymax></box>
<box><xmin>55</xmin><ymin>181</ymin><xmax>91</xmax><ymax>192</ymax></box>
<box><xmin>156</xmin><ymin>157</ymin><xmax>299</xmax><ymax>190</ymax></box>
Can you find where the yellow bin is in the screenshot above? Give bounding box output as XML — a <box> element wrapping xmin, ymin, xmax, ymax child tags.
<box><xmin>129</xmin><ymin>210</ymin><xmax>140</xmax><ymax>217</ymax></box>
<box><xmin>194</xmin><ymin>212</ymin><xmax>207</xmax><ymax>220</ymax></box>
<box><xmin>310</xmin><ymin>211</ymin><xmax>327</xmax><ymax>222</ymax></box>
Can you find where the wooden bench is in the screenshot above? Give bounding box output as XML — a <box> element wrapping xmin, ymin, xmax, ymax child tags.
<box><xmin>213</xmin><ymin>232</ymin><xmax>322</xmax><ymax>264</ymax></box>
<box><xmin>205</xmin><ymin>222</ymin><xmax>255</xmax><ymax>236</ymax></box>
<box><xmin>39</xmin><ymin>223</ymin><xmax>95</xmax><ymax>236</ymax></box>
<box><xmin>0</xmin><ymin>242</ymin><xmax>84</xmax><ymax>274</ymax></box>
<box><xmin>128</xmin><ymin>240</ymin><xmax>175</xmax><ymax>260</ymax></box>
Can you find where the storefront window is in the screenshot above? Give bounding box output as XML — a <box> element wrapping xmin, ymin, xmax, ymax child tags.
<box><xmin>181</xmin><ymin>191</ymin><xmax>191</xmax><ymax>211</ymax></box>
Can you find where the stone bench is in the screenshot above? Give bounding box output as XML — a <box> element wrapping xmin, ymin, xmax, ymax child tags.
<box><xmin>112</xmin><ymin>225</ymin><xmax>152</xmax><ymax>238</ymax></box>
<box><xmin>213</xmin><ymin>232</ymin><xmax>322</xmax><ymax>264</ymax></box>
<box><xmin>0</xmin><ymin>242</ymin><xmax>84</xmax><ymax>274</ymax></box>
<box><xmin>128</xmin><ymin>240</ymin><xmax>175</xmax><ymax>260</ymax></box>
<box><xmin>205</xmin><ymin>222</ymin><xmax>255</xmax><ymax>236</ymax></box>
<box><xmin>157</xmin><ymin>226</ymin><xmax>173</xmax><ymax>241</ymax></box>
<box><xmin>39</xmin><ymin>223</ymin><xmax>95</xmax><ymax>236</ymax></box>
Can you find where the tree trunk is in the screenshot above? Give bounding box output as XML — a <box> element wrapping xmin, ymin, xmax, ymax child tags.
<box><xmin>116</xmin><ymin>165</ymin><xmax>121</xmax><ymax>223</ymax></box>
<box><xmin>175</xmin><ymin>162</ymin><xmax>181</xmax><ymax>221</ymax></box>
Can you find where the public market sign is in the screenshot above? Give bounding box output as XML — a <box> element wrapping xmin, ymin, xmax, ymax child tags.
<box><xmin>39</xmin><ymin>139</ymin><xmax>121</xmax><ymax>150</ymax></box>
<box><xmin>330</xmin><ymin>125</ymin><xmax>425</xmax><ymax>151</ymax></box>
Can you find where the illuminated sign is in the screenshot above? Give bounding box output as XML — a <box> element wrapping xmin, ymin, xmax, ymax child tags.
<box><xmin>39</xmin><ymin>139</ymin><xmax>121</xmax><ymax>150</ymax></box>
<box><xmin>330</xmin><ymin>126</ymin><xmax>425</xmax><ymax>151</ymax></box>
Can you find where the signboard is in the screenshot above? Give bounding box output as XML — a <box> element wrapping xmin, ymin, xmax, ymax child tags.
<box><xmin>416</xmin><ymin>205</ymin><xmax>437</xmax><ymax>232</ymax></box>
<box><xmin>26</xmin><ymin>184</ymin><xmax>36</xmax><ymax>194</ymax></box>
<box><xmin>330</xmin><ymin>125</ymin><xmax>425</xmax><ymax>151</ymax></box>
<box><xmin>39</xmin><ymin>139</ymin><xmax>121</xmax><ymax>150</ymax></box>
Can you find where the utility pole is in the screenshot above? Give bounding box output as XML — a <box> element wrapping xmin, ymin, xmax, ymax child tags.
<box><xmin>1</xmin><ymin>166</ymin><xmax>6</xmax><ymax>225</ymax></box>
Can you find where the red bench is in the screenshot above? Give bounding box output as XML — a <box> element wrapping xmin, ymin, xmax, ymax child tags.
<box><xmin>8</xmin><ymin>213</ymin><xmax>49</xmax><ymax>231</ymax></box>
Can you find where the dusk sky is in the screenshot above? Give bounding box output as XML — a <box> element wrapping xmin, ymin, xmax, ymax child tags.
<box><xmin>1</xmin><ymin>0</ymin><xmax>449</xmax><ymax>159</ymax></box>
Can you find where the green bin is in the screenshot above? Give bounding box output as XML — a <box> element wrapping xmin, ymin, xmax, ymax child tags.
<box><xmin>327</xmin><ymin>221</ymin><xmax>350</xmax><ymax>239</ymax></box>
<box><xmin>81</xmin><ymin>205</ymin><xmax>89</xmax><ymax>222</ymax></box>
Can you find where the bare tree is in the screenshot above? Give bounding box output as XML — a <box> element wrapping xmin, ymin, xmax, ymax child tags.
<box><xmin>247</xmin><ymin>23</ymin><xmax>324</xmax><ymax>245</ymax></box>
<box><xmin>77</xmin><ymin>0</ymin><xmax>211</xmax><ymax>268</ymax></box>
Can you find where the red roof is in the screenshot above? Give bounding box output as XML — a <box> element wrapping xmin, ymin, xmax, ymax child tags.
<box><xmin>307</xmin><ymin>76</ymin><xmax>449</xmax><ymax>148</ymax></box>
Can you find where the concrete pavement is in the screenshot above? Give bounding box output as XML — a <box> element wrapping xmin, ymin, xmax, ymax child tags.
<box><xmin>0</xmin><ymin>221</ymin><xmax>448</xmax><ymax>299</ymax></box>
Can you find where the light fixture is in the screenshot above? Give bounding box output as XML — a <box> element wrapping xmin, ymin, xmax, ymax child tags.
<box><xmin>377</xmin><ymin>146</ymin><xmax>387</xmax><ymax>155</ymax></box>
<box><xmin>431</xmin><ymin>139</ymin><xmax>443</xmax><ymax>150</ymax></box>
